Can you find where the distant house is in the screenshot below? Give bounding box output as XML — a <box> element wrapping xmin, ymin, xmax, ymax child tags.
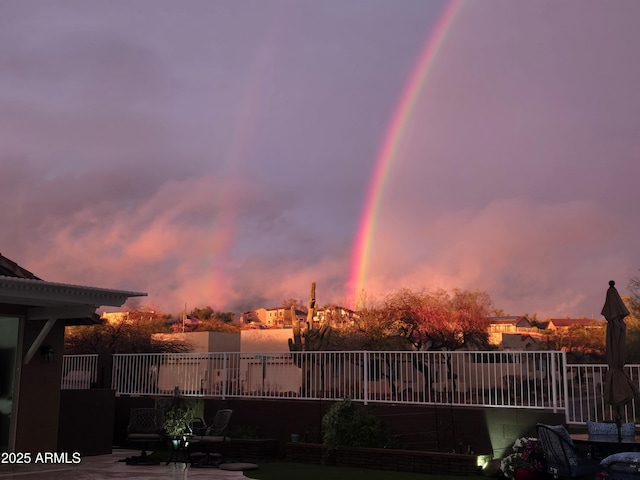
<box><xmin>501</xmin><ymin>333</ymin><xmax>546</xmax><ymax>351</ymax></box>
<box><xmin>100</xmin><ymin>309</ymin><xmax>163</xmax><ymax>325</ymax></box>
<box><xmin>242</xmin><ymin>307</ymin><xmax>306</xmax><ymax>328</ymax></box>
<box><xmin>486</xmin><ymin>316</ymin><xmax>534</xmax><ymax>346</ymax></box>
<box><xmin>543</xmin><ymin>318</ymin><xmax>605</xmax><ymax>333</ymax></box>
<box><xmin>101</xmin><ymin>311</ymin><xmax>129</xmax><ymax>324</ymax></box>
<box><xmin>313</xmin><ymin>305</ymin><xmax>357</xmax><ymax>328</ymax></box>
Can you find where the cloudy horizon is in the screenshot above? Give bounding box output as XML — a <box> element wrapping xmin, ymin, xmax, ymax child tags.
<box><xmin>2</xmin><ymin>0</ymin><xmax>639</xmax><ymax>319</ymax></box>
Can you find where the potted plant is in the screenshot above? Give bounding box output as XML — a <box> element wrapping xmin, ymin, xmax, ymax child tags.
<box><xmin>500</xmin><ymin>436</ymin><xmax>545</xmax><ymax>480</ymax></box>
<box><xmin>158</xmin><ymin>398</ymin><xmax>197</xmax><ymax>439</ymax></box>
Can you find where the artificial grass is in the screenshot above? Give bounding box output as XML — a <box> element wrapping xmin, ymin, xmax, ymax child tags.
<box><xmin>243</xmin><ymin>461</ymin><xmax>489</xmax><ymax>480</ymax></box>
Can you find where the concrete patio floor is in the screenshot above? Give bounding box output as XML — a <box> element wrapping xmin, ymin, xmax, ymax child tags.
<box><xmin>0</xmin><ymin>450</ymin><xmax>253</xmax><ymax>480</ymax></box>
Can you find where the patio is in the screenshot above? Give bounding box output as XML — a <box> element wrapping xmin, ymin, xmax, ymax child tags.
<box><xmin>0</xmin><ymin>450</ymin><xmax>251</xmax><ymax>480</ymax></box>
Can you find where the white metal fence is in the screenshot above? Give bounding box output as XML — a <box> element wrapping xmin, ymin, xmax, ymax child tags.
<box><xmin>61</xmin><ymin>354</ymin><xmax>98</xmax><ymax>389</ymax></box>
<box><xmin>565</xmin><ymin>363</ymin><xmax>640</xmax><ymax>425</ymax></box>
<box><xmin>62</xmin><ymin>351</ymin><xmax>640</xmax><ymax>426</ymax></box>
<box><xmin>109</xmin><ymin>351</ymin><xmax>566</xmax><ymax>409</ymax></box>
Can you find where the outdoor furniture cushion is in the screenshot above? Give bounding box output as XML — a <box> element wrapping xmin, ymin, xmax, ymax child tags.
<box><xmin>550</xmin><ymin>424</ymin><xmax>580</xmax><ymax>466</ymax></box>
<box><xmin>600</xmin><ymin>452</ymin><xmax>640</xmax><ymax>479</ymax></box>
<box><xmin>588</xmin><ymin>420</ymin><xmax>635</xmax><ymax>437</ymax></box>
<box><xmin>218</xmin><ymin>462</ymin><xmax>259</xmax><ymax>471</ymax></box>
<box><xmin>548</xmin><ymin>425</ymin><xmax>576</xmax><ymax>450</ymax></box>
<box><xmin>601</xmin><ymin>452</ymin><xmax>640</xmax><ymax>468</ymax></box>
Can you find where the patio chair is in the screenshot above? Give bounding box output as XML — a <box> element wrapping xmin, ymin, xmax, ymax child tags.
<box><xmin>190</xmin><ymin>408</ymin><xmax>233</xmax><ymax>467</ymax></box>
<box><xmin>536</xmin><ymin>423</ymin><xmax>600</xmax><ymax>478</ymax></box>
<box><xmin>125</xmin><ymin>408</ymin><xmax>165</xmax><ymax>465</ymax></box>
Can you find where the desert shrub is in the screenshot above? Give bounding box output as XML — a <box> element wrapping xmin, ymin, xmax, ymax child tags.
<box><xmin>321</xmin><ymin>398</ymin><xmax>391</xmax><ymax>454</ymax></box>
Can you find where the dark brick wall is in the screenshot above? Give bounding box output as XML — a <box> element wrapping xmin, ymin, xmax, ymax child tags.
<box><xmin>285</xmin><ymin>443</ymin><xmax>480</xmax><ymax>476</ymax></box>
<box><xmin>110</xmin><ymin>397</ymin><xmax>564</xmax><ymax>460</ymax></box>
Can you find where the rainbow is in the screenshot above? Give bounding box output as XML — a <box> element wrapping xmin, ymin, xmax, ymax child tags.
<box><xmin>346</xmin><ymin>0</ymin><xmax>464</xmax><ymax>307</ymax></box>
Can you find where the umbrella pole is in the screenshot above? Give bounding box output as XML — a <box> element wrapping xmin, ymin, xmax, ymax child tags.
<box><xmin>616</xmin><ymin>406</ymin><xmax>622</xmax><ymax>442</ymax></box>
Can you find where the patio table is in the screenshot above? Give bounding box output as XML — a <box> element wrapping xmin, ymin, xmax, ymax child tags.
<box><xmin>570</xmin><ymin>433</ymin><xmax>640</xmax><ymax>460</ymax></box>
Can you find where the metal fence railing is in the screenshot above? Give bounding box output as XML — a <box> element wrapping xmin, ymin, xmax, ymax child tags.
<box><xmin>61</xmin><ymin>354</ymin><xmax>98</xmax><ymax>389</ymax></box>
<box><xmin>62</xmin><ymin>351</ymin><xmax>640</xmax><ymax>426</ymax></box>
<box><xmin>565</xmin><ymin>363</ymin><xmax>640</xmax><ymax>425</ymax></box>
<box><xmin>109</xmin><ymin>350</ymin><xmax>567</xmax><ymax>410</ymax></box>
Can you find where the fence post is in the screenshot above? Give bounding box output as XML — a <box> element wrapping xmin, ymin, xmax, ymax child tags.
<box><xmin>550</xmin><ymin>352</ymin><xmax>558</xmax><ymax>413</ymax></box>
<box><xmin>561</xmin><ymin>351</ymin><xmax>570</xmax><ymax>423</ymax></box>
<box><xmin>111</xmin><ymin>354</ymin><xmax>118</xmax><ymax>394</ymax></box>
<box><xmin>363</xmin><ymin>351</ymin><xmax>369</xmax><ymax>405</ymax></box>
<box><xmin>222</xmin><ymin>353</ymin><xmax>228</xmax><ymax>400</ymax></box>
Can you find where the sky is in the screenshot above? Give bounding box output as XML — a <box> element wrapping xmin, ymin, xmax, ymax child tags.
<box><xmin>1</xmin><ymin>0</ymin><xmax>639</xmax><ymax>319</ymax></box>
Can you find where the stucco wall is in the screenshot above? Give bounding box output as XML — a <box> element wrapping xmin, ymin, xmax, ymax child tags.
<box><xmin>153</xmin><ymin>331</ymin><xmax>241</xmax><ymax>352</ymax></box>
<box><xmin>240</xmin><ymin>329</ymin><xmax>293</xmax><ymax>352</ymax></box>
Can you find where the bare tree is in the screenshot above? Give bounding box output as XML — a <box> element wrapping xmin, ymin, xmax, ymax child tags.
<box><xmin>65</xmin><ymin>305</ymin><xmax>191</xmax><ymax>354</ymax></box>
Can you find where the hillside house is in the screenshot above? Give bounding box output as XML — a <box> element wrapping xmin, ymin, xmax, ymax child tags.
<box><xmin>242</xmin><ymin>307</ymin><xmax>306</xmax><ymax>328</ymax></box>
<box><xmin>487</xmin><ymin>316</ymin><xmax>536</xmax><ymax>346</ymax></box>
<box><xmin>312</xmin><ymin>305</ymin><xmax>357</xmax><ymax>328</ymax></box>
<box><xmin>501</xmin><ymin>333</ymin><xmax>547</xmax><ymax>351</ymax></box>
<box><xmin>541</xmin><ymin>318</ymin><xmax>605</xmax><ymax>332</ymax></box>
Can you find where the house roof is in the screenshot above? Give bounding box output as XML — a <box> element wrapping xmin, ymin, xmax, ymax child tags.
<box><xmin>548</xmin><ymin>318</ymin><xmax>605</xmax><ymax>328</ymax></box>
<box><xmin>0</xmin><ymin>253</ymin><xmax>41</xmax><ymax>279</ymax></box>
<box><xmin>0</xmin><ymin>253</ymin><xmax>146</xmax><ymax>325</ymax></box>
<box><xmin>0</xmin><ymin>275</ymin><xmax>145</xmax><ymax>308</ymax></box>
<box><xmin>501</xmin><ymin>333</ymin><xmax>544</xmax><ymax>350</ymax></box>
<box><xmin>487</xmin><ymin>315</ymin><xmax>526</xmax><ymax>322</ymax></box>
<box><xmin>266</xmin><ymin>306</ymin><xmax>306</xmax><ymax>315</ymax></box>
<box><xmin>487</xmin><ymin>315</ymin><xmax>531</xmax><ymax>327</ymax></box>
<box><xmin>0</xmin><ymin>252</ymin><xmax>148</xmax><ymax>364</ymax></box>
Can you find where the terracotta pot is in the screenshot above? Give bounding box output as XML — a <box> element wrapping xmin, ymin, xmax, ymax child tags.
<box><xmin>514</xmin><ymin>468</ymin><xmax>538</xmax><ymax>480</ymax></box>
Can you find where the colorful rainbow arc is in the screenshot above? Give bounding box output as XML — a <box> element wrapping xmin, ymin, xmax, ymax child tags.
<box><xmin>346</xmin><ymin>0</ymin><xmax>464</xmax><ymax>308</ymax></box>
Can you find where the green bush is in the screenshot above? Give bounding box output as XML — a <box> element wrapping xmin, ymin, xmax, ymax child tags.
<box><xmin>156</xmin><ymin>398</ymin><xmax>200</xmax><ymax>437</ymax></box>
<box><xmin>321</xmin><ymin>398</ymin><xmax>391</xmax><ymax>454</ymax></box>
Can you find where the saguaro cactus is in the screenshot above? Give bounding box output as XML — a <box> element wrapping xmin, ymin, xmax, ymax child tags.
<box><xmin>289</xmin><ymin>304</ymin><xmax>304</xmax><ymax>352</ymax></box>
<box><xmin>288</xmin><ymin>282</ymin><xmax>331</xmax><ymax>395</ymax></box>
<box><xmin>288</xmin><ymin>282</ymin><xmax>330</xmax><ymax>352</ymax></box>
<box><xmin>289</xmin><ymin>282</ymin><xmax>329</xmax><ymax>352</ymax></box>
<box><xmin>307</xmin><ymin>282</ymin><xmax>316</xmax><ymax>325</ymax></box>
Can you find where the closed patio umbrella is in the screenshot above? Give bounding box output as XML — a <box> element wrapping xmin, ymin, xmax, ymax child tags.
<box><xmin>602</xmin><ymin>280</ymin><xmax>638</xmax><ymax>439</ymax></box>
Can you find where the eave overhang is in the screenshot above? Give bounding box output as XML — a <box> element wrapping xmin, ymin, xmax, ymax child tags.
<box><xmin>0</xmin><ymin>275</ymin><xmax>146</xmax><ymax>309</ymax></box>
<box><xmin>0</xmin><ymin>275</ymin><xmax>147</xmax><ymax>364</ymax></box>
